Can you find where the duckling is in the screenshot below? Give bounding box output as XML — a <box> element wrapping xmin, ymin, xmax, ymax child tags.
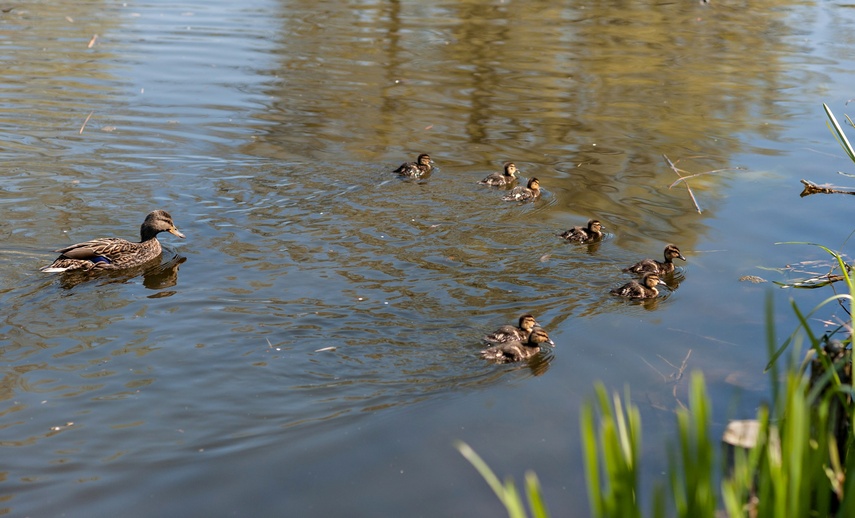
<box><xmin>483</xmin><ymin>314</ymin><xmax>539</xmax><ymax>344</ymax></box>
<box><xmin>393</xmin><ymin>153</ymin><xmax>433</xmax><ymax>177</ymax></box>
<box><xmin>501</xmin><ymin>177</ymin><xmax>541</xmax><ymax>202</ymax></box>
<box><xmin>623</xmin><ymin>244</ymin><xmax>686</xmax><ymax>275</ymax></box>
<box><xmin>610</xmin><ymin>272</ymin><xmax>666</xmax><ymax>299</ymax></box>
<box><xmin>480</xmin><ymin>327</ymin><xmax>555</xmax><ymax>363</ymax></box>
<box><xmin>479</xmin><ymin>162</ymin><xmax>519</xmax><ymax>187</ymax></box>
<box><xmin>41</xmin><ymin>210</ymin><xmax>185</xmax><ymax>273</ymax></box>
<box><xmin>558</xmin><ymin>219</ymin><xmax>605</xmax><ymax>243</ymax></box>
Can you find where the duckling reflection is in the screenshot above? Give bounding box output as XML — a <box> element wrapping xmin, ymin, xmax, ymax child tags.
<box><xmin>480</xmin><ymin>328</ymin><xmax>554</xmax><ymax>364</ymax></box>
<box><xmin>501</xmin><ymin>177</ymin><xmax>541</xmax><ymax>202</ymax></box>
<box><xmin>623</xmin><ymin>244</ymin><xmax>686</xmax><ymax>276</ymax></box>
<box><xmin>483</xmin><ymin>314</ymin><xmax>539</xmax><ymax>344</ymax></box>
<box><xmin>393</xmin><ymin>153</ymin><xmax>433</xmax><ymax>178</ymax></box>
<box><xmin>479</xmin><ymin>162</ymin><xmax>519</xmax><ymax>187</ymax></box>
<box><xmin>610</xmin><ymin>273</ymin><xmax>666</xmax><ymax>299</ymax></box>
<box><xmin>558</xmin><ymin>219</ymin><xmax>605</xmax><ymax>244</ymax></box>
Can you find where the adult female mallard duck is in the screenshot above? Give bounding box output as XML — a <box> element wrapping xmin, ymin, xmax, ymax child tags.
<box><xmin>483</xmin><ymin>314</ymin><xmax>539</xmax><ymax>344</ymax></box>
<box><xmin>479</xmin><ymin>162</ymin><xmax>519</xmax><ymax>187</ymax></box>
<box><xmin>610</xmin><ymin>272</ymin><xmax>666</xmax><ymax>299</ymax></box>
<box><xmin>393</xmin><ymin>153</ymin><xmax>433</xmax><ymax>178</ymax></box>
<box><xmin>501</xmin><ymin>177</ymin><xmax>541</xmax><ymax>202</ymax></box>
<box><xmin>623</xmin><ymin>244</ymin><xmax>686</xmax><ymax>275</ymax></box>
<box><xmin>558</xmin><ymin>219</ymin><xmax>605</xmax><ymax>243</ymax></box>
<box><xmin>41</xmin><ymin>210</ymin><xmax>185</xmax><ymax>273</ymax></box>
<box><xmin>480</xmin><ymin>327</ymin><xmax>555</xmax><ymax>363</ymax></box>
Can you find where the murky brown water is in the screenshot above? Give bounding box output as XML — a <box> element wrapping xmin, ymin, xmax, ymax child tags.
<box><xmin>2</xmin><ymin>0</ymin><xmax>855</xmax><ymax>515</ymax></box>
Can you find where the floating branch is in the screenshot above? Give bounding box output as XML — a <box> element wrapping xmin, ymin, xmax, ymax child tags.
<box><xmin>799</xmin><ymin>179</ymin><xmax>855</xmax><ymax>197</ymax></box>
<box><xmin>669</xmin><ymin>167</ymin><xmax>745</xmax><ymax>188</ymax></box>
<box><xmin>663</xmin><ymin>155</ymin><xmax>743</xmax><ymax>213</ymax></box>
<box><xmin>663</xmin><ymin>154</ymin><xmax>702</xmax><ymax>214</ymax></box>
<box><xmin>79</xmin><ymin>111</ymin><xmax>93</xmax><ymax>134</ymax></box>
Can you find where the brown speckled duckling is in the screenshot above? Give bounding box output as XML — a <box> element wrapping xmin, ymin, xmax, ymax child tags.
<box><xmin>610</xmin><ymin>273</ymin><xmax>666</xmax><ymax>299</ymax></box>
<box><xmin>501</xmin><ymin>177</ymin><xmax>541</xmax><ymax>202</ymax></box>
<box><xmin>479</xmin><ymin>162</ymin><xmax>519</xmax><ymax>187</ymax></box>
<box><xmin>480</xmin><ymin>327</ymin><xmax>555</xmax><ymax>363</ymax></box>
<box><xmin>41</xmin><ymin>210</ymin><xmax>185</xmax><ymax>273</ymax></box>
<box><xmin>558</xmin><ymin>219</ymin><xmax>605</xmax><ymax>243</ymax></box>
<box><xmin>483</xmin><ymin>314</ymin><xmax>539</xmax><ymax>344</ymax></box>
<box><xmin>393</xmin><ymin>153</ymin><xmax>433</xmax><ymax>177</ymax></box>
<box><xmin>623</xmin><ymin>244</ymin><xmax>686</xmax><ymax>275</ymax></box>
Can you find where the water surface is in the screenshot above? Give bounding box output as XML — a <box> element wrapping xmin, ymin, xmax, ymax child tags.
<box><xmin>2</xmin><ymin>0</ymin><xmax>855</xmax><ymax>515</ymax></box>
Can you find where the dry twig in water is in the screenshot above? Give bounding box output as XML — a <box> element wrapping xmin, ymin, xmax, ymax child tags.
<box><xmin>666</xmin><ymin>349</ymin><xmax>693</xmax><ymax>409</ymax></box>
<box><xmin>641</xmin><ymin>348</ymin><xmax>693</xmax><ymax>410</ymax></box>
<box><xmin>663</xmin><ymin>156</ymin><xmax>743</xmax><ymax>214</ymax></box>
<box><xmin>663</xmin><ymin>154</ymin><xmax>703</xmax><ymax>213</ymax></box>
<box><xmin>79</xmin><ymin>111</ymin><xmax>93</xmax><ymax>134</ymax></box>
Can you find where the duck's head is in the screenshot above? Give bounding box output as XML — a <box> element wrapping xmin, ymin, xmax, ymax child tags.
<box><xmin>504</xmin><ymin>162</ymin><xmax>519</xmax><ymax>177</ymax></box>
<box><xmin>527</xmin><ymin>177</ymin><xmax>540</xmax><ymax>191</ymax></box>
<box><xmin>528</xmin><ymin>327</ymin><xmax>555</xmax><ymax>347</ymax></box>
<box><xmin>587</xmin><ymin>219</ymin><xmax>604</xmax><ymax>233</ymax></box>
<box><xmin>664</xmin><ymin>244</ymin><xmax>686</xmax><ymax>262</ymax></box>
<box><xmin>518</xmin><ymin>314</ymin><xmax>538</xmax><ymax>332</ymax></box>
<box><xmin>417</xmin><ymin>153</ymin><xmax>433</xmax><ymax>166</ymax></box>
<box><xmin>642</xmin><ymin>272</ymin><xmax>666</xmax><ymax>289</ymax></box>
<box><xmin>142</xmin><ymin>210</ymin><xmax>185</xmax><ymax>240</ymax></box>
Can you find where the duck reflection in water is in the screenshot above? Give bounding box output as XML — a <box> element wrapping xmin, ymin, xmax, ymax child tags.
<box><xmin>143</xmin><ymin>254</ymin><xmax>186</xmax><ymax>291</ymax></box>
<box><xmin>57</xmin><ymin>254</ymin><xmax>186</xmax><ymax>290</ymax></box>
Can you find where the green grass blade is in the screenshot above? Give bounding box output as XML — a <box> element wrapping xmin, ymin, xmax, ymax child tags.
<box><xmin>524</xmin><ymin>471</ymin><xmax>550</xmax><ymax>518</ymax></box>
<box><xmin>824</xmin><ymin>103</ymin><xmax>855</xmax><ymax>163</ymax></box>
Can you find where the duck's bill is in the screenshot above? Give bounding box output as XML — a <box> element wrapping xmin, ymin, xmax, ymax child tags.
<box><xmin>169</xmin><ymin>228</ymin><xmax>186</xmax><ymax>238</ymax></box>
<box><xmin>547</xmin><ymin>340</ymin><xmax>556</xmax><ymax>347</ymax></box>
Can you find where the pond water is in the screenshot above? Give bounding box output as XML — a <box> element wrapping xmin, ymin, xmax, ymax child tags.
<box><xmin>3</xmin><ymin>0</ymin><xmax>855</xmax><ymax>515</ymax></box>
